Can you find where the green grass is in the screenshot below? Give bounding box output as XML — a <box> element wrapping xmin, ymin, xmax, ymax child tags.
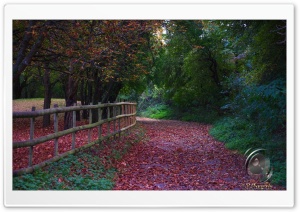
<box><xmin>210</xmin><ymin>117</ymin><xmax>286</xmax><ymax>187</ymax></box>
<box><xmin>139</xmin><ymin>104</ymin><xmax>219</xmax><ymax>124</ymax></box>
<box><xmin>140</xmin><ymin>104</ymin><xmax>174</xmax><ymax>119</ymax></box>
<box><xmin>13</xmin><ymin>150</ymin><xmax>116</xmax><ymax>190</ymax></box>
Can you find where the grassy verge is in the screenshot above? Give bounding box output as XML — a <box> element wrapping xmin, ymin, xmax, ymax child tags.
<box><xmin>13</xmin><ymin>125</ymin><xmax>145</xmax><ymax>190</ymax></box>
<box><xmin>13</xmin><ymin>152</ymin><xmax>116</xmax><ymax>190</ymax></box>
<box><xmin>139</xmin><ymin>104</ymin><xmax>173</xmax><ymax>119</ymax></box>
<box><xmin>139</xmin><ymin>104</ymin><xmax>219</xmax><ymax>124</ymax></box>
<box><xmin>210</xmin><ymin>117</ymin><xmax>286</xmax><ymax>187</ymax></box>
<box><xmin>140</xmin><ymin>104</ymin><xmax>286</xmax><ymax>187</ymax></box>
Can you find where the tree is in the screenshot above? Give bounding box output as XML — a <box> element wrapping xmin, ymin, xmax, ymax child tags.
<box><xmin>13</xmin><ymin>20</ymin><xmax>51</xmax><ymax>99</ymax></box>
<box><xmin>152</xmin><ymin>20</ymin><xmax>232</xmax><ymax>109</ymax></box>
<box><xmin>13</xmin><ymin>20</ymin><xmax>162</xmax><ymax>128</ymax></box>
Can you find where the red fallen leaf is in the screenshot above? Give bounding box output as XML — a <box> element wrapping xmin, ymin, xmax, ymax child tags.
<box><xmin>13</xmin><ymin>115</ymin><xmax>284</xmax><ymax>190</ymax></box>
<box><xmin>58</xmin><ymin>178</ymin><xmax>63</xmax><ymax>183</ymax></box>
<box><xmin>176</xmin><ymin>147</ymin><xmax>183</xmax><ymax>152</ymax></box>
<box><xmin>112</xmin><ymin>117</ymin><xmax>285</xmax><ymax>191</ymax></box>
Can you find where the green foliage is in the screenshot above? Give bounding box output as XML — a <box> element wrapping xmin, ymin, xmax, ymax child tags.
<box><xmin>136</xmin><ymin>20</ymin><xmax>287</xmax><ymax>187</ymax></box>
<box><xmin>179</xmin><ymin>107</ymin><xmax>220</xmax><ymax>124</ymax></box>
<box><xmin>211</xmin><ymin>78</ymin><xmax>286</xmax><ymax>186</ymax></box>
<box><xmin>137</xmin><ymin>84</ymin><xmax>166</xmax><ymax>113</ymax></box>
<box><xmin>112</xmin><ymin>149</ymin><xmax>122</xmax><ymax>161</ymax></box>
<box><xmin>208</xmin><ymin>20</ymin><xmax>286</xmax><ymax>187</ymax></box>
<box><xmin>210</xmin><ymin>117</ymin><xmax>286</xmax><ymax>186</ymax></box>
<box><xmin>140</xmin><ymin>103</ymin><xmax>220</xmax><ymax>124</ymax></box>
<box><xmin>210</xmin><ymin>117</ymin><xmax>261</xmax><ymax>152</ymax></box>
<box><xmin>140</xmin><ymin>104</ymin><xmax>174</xmax><ymax>119</ymax></box>
<box><xmin>14</xmin><ymin>20</ymin><xmax>287</xmax><ymax>188</ymax></box>
<box><xmin>210</xmin><ymin>78</ymin><xmax>286</xmax><ymax>186</ymax></box>
<box><xmin>228</xmin><ymin>78</ymin><xmax>286</xmax><ymax>138</ymax></box>
<box><xmin>152</xmin><ymin>20</ymin><xmax>242</xmax><ymax>110</ymax></box>
<box><xmin>13</xmin><ymin>151</ymin><xmax>116</xmax><ymax>190</ymax></box>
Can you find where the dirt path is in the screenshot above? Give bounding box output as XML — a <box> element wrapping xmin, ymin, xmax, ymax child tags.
<box><xmin>114</xmin><ymin>117</ymin><xmax>283</xmax><ymax>190</ymax></box>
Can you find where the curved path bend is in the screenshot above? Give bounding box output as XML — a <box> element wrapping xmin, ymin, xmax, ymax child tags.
<box><xmin>114</xmin><ymin>117</ymin><xmax>283</xmax><ymax>190</ymax></box>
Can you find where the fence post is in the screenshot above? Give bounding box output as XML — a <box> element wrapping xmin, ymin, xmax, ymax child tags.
<box><xmin>129</xmin><ymin>103</ymin><xmax>132</xmax><ymax>133</ymax></box>
<box><xmin>130</xmin><ymin>103</ymin><xmax>132</xmax><ymax>125</ymax></box>
<box><xmin>72</xmin><ymin>104</ymin><xmax>76</xmax><ymax>149</ymax></box>
<box><xmin>128</xmin><ymin>103</ymin><xmax>130</xmax><ymax>126</ymax></box>
<box><xmin>132</xmin><ymin>104</ymin><xmax>134</xmax><ymax>123</ymax></box>
<box><xmin>28</xmin><ymin>106</ymin><xmax>36</xmax><ymax>167</ymax></box>
<box><xmin>124</xmin><ymin>103</ymin><xmax>126</xmax><ymax>127</ymax></box>
<box><xmin>132</xmin><ymin>104</ymin><xmax>134</xmax><ymax>125</ymax></box>
<box><xmin>53</xmin><ymin>104</ymin><xmax>59</xmax><ymax>156</ymax></box>
<box><xmin>113</xmin><ymin>101</ymin><xmax>116</xmax><ymax>140</ymax></box>
<box><xmin>107</xmin><ymin>101</ymin><xmax>110</xmax><ymax>139</ymax></box>
<box><xmin>98</xmin><ymin>102</ymin><xmax>102</xmax><ymax>140</ymax></box>
<box><xmin>76</xmin><ymin>102</ymin><xmax>81</xmax><ymax>121</ymax></box>
<box><xmin>135</xmin><ymin>104</ymin><xmax>137</xmax><ymax>124</ymax></box>
<box><xmin>121</xmin><ymin>103</ymin><xmax>124</xmax><ymax>130</ymax></box>
<box><xmin>88</xmin><ymin>102</ymin><xmax>92</xmax><ymax>143</ymax></box>
<box><xmin>125</xmin><ymin>103</ymin><xmax>128</xmax><ymax>135</ymax></box>
<box><xmin>118</xmin><ymin>103</ymin><xmax>121</xmax><ymax>138</ymax></box>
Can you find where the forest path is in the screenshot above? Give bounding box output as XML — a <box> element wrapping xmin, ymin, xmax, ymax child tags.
<box><xmin>114</xmin><ymin>117</ymin><xmax>279</xmax><ymax>190</ymax></box>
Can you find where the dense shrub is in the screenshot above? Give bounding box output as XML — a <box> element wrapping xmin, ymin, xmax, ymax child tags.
<box><xmin>210</xmin><ymin>78</ymin><xmax>286</xmax><ymax>186</ymax></box>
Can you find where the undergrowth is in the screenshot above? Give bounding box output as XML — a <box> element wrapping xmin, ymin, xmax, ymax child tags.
<box><xmin>13</xmin><ymin>125</ymin><xmax>145</xmax><ymax>190</ymax></box>
<box><xmin>139</xmin><ymin>104</ymin><xmax>219</xmax><ymax>124</ymax></box>
<box><xmin>139</xmin><ymin>104</ymin><xmax>286</xmax><ymax>187</ymax></box>
<box><xmin>210</xmin><ymin>117</ymin><xmax>286</xmax><ymax>187</ymax></box>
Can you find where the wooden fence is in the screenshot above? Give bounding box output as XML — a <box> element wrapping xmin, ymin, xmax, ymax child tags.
<box><xmin>13</xmin><ymin>102</ymin><xmax>137</xmax><ymax>176</ymax></box>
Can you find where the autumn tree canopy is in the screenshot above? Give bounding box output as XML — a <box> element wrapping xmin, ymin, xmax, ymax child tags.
<box><xmin>13</xmin><ymin>19</ymin><xmax>287</xmax><ymax>186</ymax></box>
<box><xmin>13</xmin><ymin>20</ymin><xmax>162</xmax><ymax>128</ymax></box>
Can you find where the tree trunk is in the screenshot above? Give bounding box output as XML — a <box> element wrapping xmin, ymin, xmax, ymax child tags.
<box><xmin>13</xmin><ymin>76</ymin><xmax>22</xmax><ymax>99</ymax></box>
<box><xmin>80</xmin><ymin>70</ymin><xmax>94</xmax><ymax>119</ymax></box>
<box><xmin>64</xmin><ymin>61</ymin><xmax>79</xmax><ymax>130</ymax></box>
<box><xmin>13</xmin><ymin>21</ymin><xmax>47</xmax><ymax>83</ymax></box>
<box><xmin>80</xmin><ymin>79</ymin><xmax>86</xmax><ymax>118</ymax></box>
<box><xmin>211</xmin><ymin>59</ymin><xmax>221</xmax><ymax>88</ymax></box>
<box><xmin>43</xmin><ymin>63</ymin><xmax>52</xmax><ymax>127</ymax></box>
<box><xmin>13</xmin><ymin>21</ymin><xmax>34</xmax><ymax>81</ymax></box>
<box><xmin>92</xmin><ymin>74</ymin><xmax>101</xmax><ymax>123</ymax></box>
<box><xmin>101</xmin><ymin>80</ymin><xmax>122</xmax><ymax>103</ymax></box>
<box><xmin>13</xmin><ymin>21</ymin><xmax>50</xmax><ymax>100</ymax></box>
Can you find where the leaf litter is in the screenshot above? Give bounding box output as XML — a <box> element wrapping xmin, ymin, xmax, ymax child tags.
<box><xmin>113</xmin><ymin>117</ymin><xmax>284</xmax><ymax>190</ymax></box>
<box><xmin>13</xmin><ymin>115</ymin><xmax>284</xmax><ymax>190</ymax></box>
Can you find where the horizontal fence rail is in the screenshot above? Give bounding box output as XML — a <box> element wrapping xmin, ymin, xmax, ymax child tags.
<box><xmin>13</xmin><ymin>102</ymin><xmax>137</xmax><ymax>118</ymax></box>
<box><xmin>13</xmin><ymin>101</ymin><xmax>137</xmax><ymax>176</ymax></box>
